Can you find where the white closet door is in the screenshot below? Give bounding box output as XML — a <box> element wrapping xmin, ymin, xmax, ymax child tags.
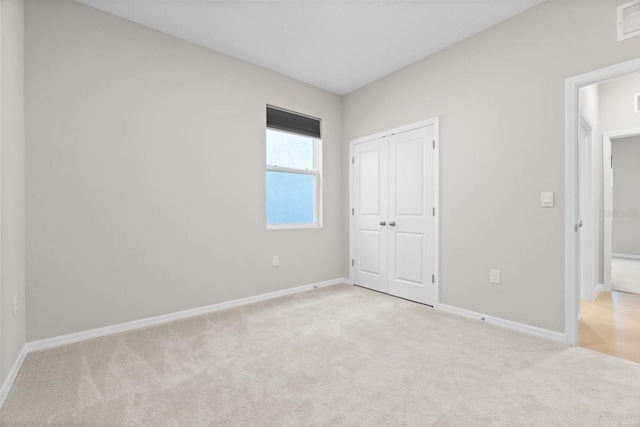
<box><xmin>388</xmin><ymin>126</ymin><xmax>435</xmax><ymax>305</ymax></box>
<box><xmin>352</xmin><ymin>137</ymin><xmax>389</xmax><ymax>293</ymax></box>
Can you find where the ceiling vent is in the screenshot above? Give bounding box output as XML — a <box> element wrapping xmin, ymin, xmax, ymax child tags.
<box><xmin>618</xmin><ymin>0</ymin><xmax>640</xmax><ymax>40</ymax></box>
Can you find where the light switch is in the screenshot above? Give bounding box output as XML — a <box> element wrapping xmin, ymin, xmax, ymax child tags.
<box><xmin>541</xmin><ymin>192</ymin><xmax>554</xmax><ymax>208</ymax></box>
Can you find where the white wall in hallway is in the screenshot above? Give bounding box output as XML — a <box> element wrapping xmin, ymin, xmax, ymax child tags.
<box><xmin>600</xmin><ymin>72</ymin><xmax>640</xmax><ymax>134</ymax></box>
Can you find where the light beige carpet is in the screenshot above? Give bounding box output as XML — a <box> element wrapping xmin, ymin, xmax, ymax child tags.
<box><xmin>2</xmin><ymin>284</ymin><xmax>640</xmax><ymax>426</ymax></box>
<box><xmin>612</xmin><ymin>257</ymin><xmax>640</xmax><ymax>295</ymax></box>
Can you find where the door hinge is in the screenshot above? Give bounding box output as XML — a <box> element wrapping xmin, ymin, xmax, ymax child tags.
<box><xmin>433</xmin><ymin>140</ymin><xmax>435</xmax><ymax>149</ymax></box>
<box><xmin>352</xmin><ymin>208</ymin><xmax>354</xmax><ymax>215</ymax></box>
<box><xmin>352</xmin><ymin>157</ymin><xmax>355</xmax><ymax>164</ymax></box>
<box><xmin>432</xmin><ymin>207</ymin><xmax>435</xmax><ymax>217</ymax></box>
<box><xmin>352</xmin><ymin>259</ymin><xmax>355</xmax><ymax>267</ymax></box>
<box><xmin>432</xmin><ymin>274</ymin><xmax>435</xmax><ymax>283</ymax></box>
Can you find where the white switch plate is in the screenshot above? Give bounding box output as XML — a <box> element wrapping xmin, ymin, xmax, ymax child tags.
<box><xmin>272</xmin><ymin>255</ymin><xmax>279</xmax><ymax>267</ymax></box>
<box><xmin>541</xmin><ymin>192</ymin><xmax>554</xmax><ymax>208</ymax></box>
<box><xmin>490</xmin><ymin>269</ymin><xmax>501</xmax><ymax>285</ymax></box>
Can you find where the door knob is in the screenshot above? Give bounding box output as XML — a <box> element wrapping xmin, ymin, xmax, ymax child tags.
<box><xmin>389</xmin><ymin>221</ymin><xmax>396</xmax><ymax>227</ymax></box>
<box><xmin>379</xmin><ymin>221</ymin><xmax>386</xmax><ymax>226</ymax></box>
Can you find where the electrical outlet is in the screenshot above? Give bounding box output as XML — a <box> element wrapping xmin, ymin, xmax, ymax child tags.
<box><xmin>13</xmin><ymin>295</ymin><xmax>18</xmax><ymax>317</ymax></box>
<box><xmin>272</xmin><ymin>255</ymin><xmax>279</xmax><ymax>267</ymax></box>
<box><xmin>490</xmin><ymin>269</ymin><xmax>501</xmax><ymax>285</ymax></box>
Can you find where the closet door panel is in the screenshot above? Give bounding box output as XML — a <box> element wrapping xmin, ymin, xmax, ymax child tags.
<box><xmin>352</xmin><ymin>137</ymin><xmax>388</xmax><ymax>293</ymax></box>
<box><xmin>388</xmin><ymin>126</ymin><xmax>435</xmax><ymax>305</ymax></box>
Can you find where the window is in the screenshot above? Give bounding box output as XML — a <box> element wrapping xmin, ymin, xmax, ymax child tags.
<box><xmin>266</xmin><ymin>106</ymin><xmax>321</xmax><ymax>229</ymax></box>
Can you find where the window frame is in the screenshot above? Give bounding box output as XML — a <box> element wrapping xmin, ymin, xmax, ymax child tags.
<box><xmin>266</xmin><ymin>128</ymin><xmax>322</xmax><ymax>230</ymax></box>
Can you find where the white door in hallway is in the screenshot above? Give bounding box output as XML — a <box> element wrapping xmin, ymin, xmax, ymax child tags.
<box><xmin>351</xmin><ymin>123</ymin><xmax>437</xmax><ymax>306</ymax></box>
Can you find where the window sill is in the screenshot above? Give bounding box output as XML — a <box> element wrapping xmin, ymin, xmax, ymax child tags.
<box><xmin>267</xmin><ymin>223</ymin><xmax>322</xmax><ymax>230</ymax></box>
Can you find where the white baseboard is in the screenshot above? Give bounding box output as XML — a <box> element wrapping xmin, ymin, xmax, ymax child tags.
<box><xmin>0</xmin><ymin>345</ymin><xmax>28</xmax><ymax>408</ymax></box>
<box><xmin>438</xmin><ymin>304</ymin><xmax>565</xmax><ymax>343</ymax></box>
<box><xmin>592</xmin><ymin>283</ymin><xmax>604</xmax><ymax>300</ymax></box>
<box><xmin>27</xmin><ymin>278</ymin><xmax>349</xmax><ymax>353</ymax></box>
<box><xmin>612</xmin><ymin>253</ymin><xmax>640</xmax><ymax>260</ymax></box>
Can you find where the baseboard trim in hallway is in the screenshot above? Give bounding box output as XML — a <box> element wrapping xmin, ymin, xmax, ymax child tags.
<box><xmin>439</xmin><ymin>304</ymin><xmax>566</xmax><ymax>343</ymax></box>
<box><xmin>612</xmin><ymin>253</ymin><xmax>640</xmax><ymax>260</ymax></box>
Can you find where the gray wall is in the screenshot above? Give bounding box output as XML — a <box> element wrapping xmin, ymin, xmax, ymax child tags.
<box><xmin>1</xmin><ymin>0</ymin><xmax>26</xmax><ymax>380</ymax></box>
<box><xmin>25</xmin><ymin>0</ymin><xmax>344</xmax><ymax>341</ymax></box>
<box><xmin>343</xmin><ymin>0</ymin><xmax>640</xmax><ymax>332</ymax></box>
<box><xmin>612</xmin><ymin>136</ymin><xmax>640</xmax><ymax>256</ymax></box>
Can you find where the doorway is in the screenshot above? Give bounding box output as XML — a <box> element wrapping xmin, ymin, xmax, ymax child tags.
<box><xmin>349</xmin><ymin>119</ymin><xmax>439</xmax><ymax>307</ymax></box>
<box><xmin>566</xmin><ymin>60</ymin><xmax>640</xmax><ymax>360</ymax></box>
<box><xmin>565</xmin><ymin>59</ymin><xmax>640</xmax><ymax>346</ymax></box>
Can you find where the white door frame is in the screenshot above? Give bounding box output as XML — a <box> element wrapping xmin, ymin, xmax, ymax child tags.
<box><xmin>602</xmin><ymin>128</ymin><xmax>640</xmax><ymax>292</ymax></box>
<box><xmin>349</xmin><ymin>118</ymin><xmax>440</xmax><ymax>308</ymax></box>
<box><xmin>565</xmin><ymin>58</ymin><xmax>640</xmax><ymax>346</ymax></box>
<box><xmin>0</xmin><ymin>0</ymin><xmax>3</xmax><ymax>374</ymax></box>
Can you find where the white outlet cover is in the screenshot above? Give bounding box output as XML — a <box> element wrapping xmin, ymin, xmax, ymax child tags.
<box><xmin>490</xmin><ymin>269</ymin><xmax>501</xmax><ymax>285</ymax></box>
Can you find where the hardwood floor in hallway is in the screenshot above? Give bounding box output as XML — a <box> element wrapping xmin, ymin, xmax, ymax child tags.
<box><xmin>580</xmin><ymin>291</ymin><xmax>640</xmax><ymax>364</ymax></box>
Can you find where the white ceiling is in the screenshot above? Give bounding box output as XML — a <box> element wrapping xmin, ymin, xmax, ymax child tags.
<box><xmin>77</xmin><ymin>0</ymin><xmax>546</xmax><ymax>95</ymax></box>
